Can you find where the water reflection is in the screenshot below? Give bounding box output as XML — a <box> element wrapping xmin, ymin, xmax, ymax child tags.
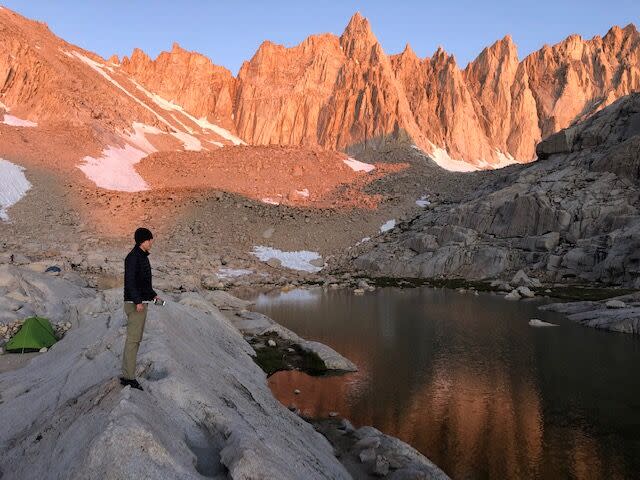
<box><xmin>258</xmin><ymin>287</ymin><xmax>640</xmax><ymax>479</ymax></box>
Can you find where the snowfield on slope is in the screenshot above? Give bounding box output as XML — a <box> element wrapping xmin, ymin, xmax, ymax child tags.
<box><xmin>1</xmin><ymin>101</ymin><xmax>37</xmax><ymax>127</ymax></box>
<box><xmin>1</xmin><ymin>114</ymin><xmax>37</xmax><ymax>127</ymax></box>
<box><xmin>77</xmin><ymin>123</ymin><xmax>161</xmax><ymax>192</ymax></box>
<box><xmin>412</xmin><ymin>144</ymin><xmax>519</xmax><ymax>172</ymax></box>
<box><xmin>343</xmin><ymin>157</ymin><xmax>375</xmax><ymax>172</ymax></box>
<box><xmin>380</xmin><ymin>219</ymin><xmax>396</xmax><ymax>233</ymax></box>
<box><xmin>251</xmin><ymin>246</ymin><xmax>322</xmax><ymax>272</ymax></box>
<box><xmin>0</xmin><ymin>159</ymin><xmax>32</xmax><ymax>221</ymax></box>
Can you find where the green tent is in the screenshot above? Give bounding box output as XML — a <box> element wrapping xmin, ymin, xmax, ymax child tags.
<box><xmin>5</xmin><ymin>316</ymin><xmax>58</xmax><ymax>353</ymax></box>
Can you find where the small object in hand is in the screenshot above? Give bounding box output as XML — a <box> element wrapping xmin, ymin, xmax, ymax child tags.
<box><xmin>153</xmin><ymin>298</ymin><xmax>165</xmax><ymax>306</ymax></box>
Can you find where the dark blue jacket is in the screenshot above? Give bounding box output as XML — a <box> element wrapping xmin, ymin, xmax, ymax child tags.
<box><xmin>124</xmin><ymin>246</ymin><xmax>157</xmax><ymax>305</ymax></box>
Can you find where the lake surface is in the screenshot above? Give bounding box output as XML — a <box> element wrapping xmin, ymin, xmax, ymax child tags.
<box><xmin>253</xmin><ymin>287</ymin><xmax>640</xmax><ymax>480</ymax></box>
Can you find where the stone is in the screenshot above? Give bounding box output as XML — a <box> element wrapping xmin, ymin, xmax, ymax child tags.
<box><xmin>267</xmin><ymin>339</ymin><xmax>277</xmax><ymax>347</ymax></box>
<box><xmin>39</xmin><ymin>347</ymin><xmax>48</xmax><ymax>353</ymax></box>
<box><xmin>505</xmin><ymin>290</ymin><xmax>521</xmax><ymax>301</ymax></box>
<box><xmin>511</xmin><ymin>270</ymin><xmax>532</xmax><ymax>287</ymax></box>
<box><xmin>354</xmin><ymin>426</ymin><xmax>383</xmax><ymax>439</ymax></box>
<box><xmin>353</xmin><ymin>288</ymin><xmax>365</xmax><ymax>295</ymax></box>
<box><xmin>359</xmin><ymin>448</ymin><xmax>377</xmax><ymax>464</ymax></box>
<box><xmin>266</xmin><ymin>258</ymin><xmax>282</xmax><ymax>269</ymax></box>
<box><xmin>522</xmin><ymin>232</ymin><xmax>560</xmax><ymax>252</ymax></box>
<box><xmin>309</xmin><ymin>258</ymin><xmax>325</xmax><ymax>268</ymax></box>
<box><xmin>355</xmin><ymin>436</ymin><xmax>381</xmax><ymax>450</ymax></box>
<box><xmin>200</xmin><ymin>274</ymin><xmax>220</xmax><ymax>290</ymax></box>
<box><xmin>262</xmin><ymin>227</ymin><xmax>275</xmax><ymax>239</ymax></box>
<box><xmin>517</xmin><ymin>286</ymin><xmax>535</xmax><ymax>298</ymax></box>
<box><xmin>490</xmin><ymin>280</ymin><xmax>512</xmax><ymax>292</ymax></box>
<box><xmin>373</xmin><ymin>455</ymin><xmax>390</xmax><ymax>476</ymax></box>
<box><xmin>338</xmin><ymin>419</ymin><xmax>355</xmax><ymax>433</ymax></box>
<box><xmin>406</xmin><ymin>234</ymin><xmax>439</xmax><ymax>253</ymax></box>
<box><xmin>203</xmin><ymin>290</ymin><xmax>253</xmax><ymax>311</ymax></box>
<box><xmin>85</xmin><ymin>253</ymin><xmax>107</xmax><ymax>270</ymax></box>
<box><xmin>26</xmin><ymin>261</ymin><xmax>51</xmax><ymax>273</ymax></box>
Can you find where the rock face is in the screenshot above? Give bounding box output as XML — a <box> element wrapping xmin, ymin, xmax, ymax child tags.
<box><xmin>541</xmin><ymin>292</ymin><xmax>640</xmax><ymax>334</ymax></box>
<box><xmin>120</xmin><ymin>43</ymin><xmax>237</xmax><ymax>131</ymax></box>
<box><xmin>0</xmin><ymin>265</ymin><xmax>352</xmax><ymax>479</ymax></box>
<box><xmin>353</xmin><ymin>93</ymin><xmax>640</xmax><ymax>288</ymax></box>
<box><xmin>1</xmin><ymin>8</ymin><xmax>638</xmax><ymax>170</ymax></box>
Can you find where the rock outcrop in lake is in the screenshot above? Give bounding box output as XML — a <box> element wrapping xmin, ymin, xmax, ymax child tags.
<box><xmin>354</xmin><ymin>93</ymin><xmax>640</xmax><ymax>288</ymax></box>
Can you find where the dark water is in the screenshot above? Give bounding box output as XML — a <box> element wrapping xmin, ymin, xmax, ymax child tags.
<box><xmin>253</xmin><ymin>287</ymin><xmax>640</xmax><ymax>480</ymax></box>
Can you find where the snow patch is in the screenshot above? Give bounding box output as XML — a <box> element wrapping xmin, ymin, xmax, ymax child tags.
<box><xmin>251</xmin><ymin>246</ymin><xmax>322</xmax><ymax>272</ymax></box>
<box><xmin>72</xmin><ymin>52</ymin><xmax>174</xmax><ymax>129</ymax></box>
<box><xmin>132</xmin><ymin>80</ymin><xmax>245</xmax><ymax>145</ymax></box>
<box><xmin>355</xmin><ymin>236</ymin><xmax>371</xmax><ymax>246</ymax></box>
<box><xmin>195</xmin><ymin>116</ymin><xmax>245</xmax><ymax>146</ymax></box>
<box><xmin>343</xmin><ymin>157</ymin><xmax>375</xmax><ymax>173</ymax></box>
<box><xmin>171</xmin><ymin>131</ymin><xmax>202</xmax><ymax>151</ymax></box>
<box><xmin>529</xmin><ymin>319</ymin><xmax>558</xmax><ymax>328</ymax></box>
<box><xmin>422</xmin><ymin>143</ymin><xmax>520</xmax><ymax>172</ymax></box>
<box><xmin>416</xmin><ymin>195</ymin><xmax>431</xmax><ymax>207</ymax></box>
<box><xmin>0</xmin><ymin>159</ymin><xmax>32</xmax><ymax>221</ymax></box>
<box><xmin>428</xmin><ymin>144</ymin><xmax>479</xmax><ymax>172</ymax></box>
<box><xmin>492</xmin><ymin>149</ymin><xmax>519</xmax><ymax>169</ymax></box>
<box><xmin>261</xmin><ymin>197</ymin><xmax>281</xmax><ymax>205</ymax></box>
<box><xmin>380</xmin><ymin>220</ymin><xmax>396</xmax><ymax>233</ymax></box>
<box><xmin>1</xmin><ymin>114</ymin><xmax>37</xmax><ymax>127</ymax></box>
<box><xmin>77</xmin><ymin>123</ymin><xmax>160</xmax><ymax>192</ymax></box>
<box><xmin>78</xmin><ymin>144</ymin><xmax>149</xmax><ymax>192</ymax></box>
<box><xmin>217</xmin><ymin>268</ymin><xmax>253</xmax><ymax>279</ymax></box>
<box><xmin>129</xmin><ymin>122</ymin><xmax>162</xmax><ymax>152</ymax></box>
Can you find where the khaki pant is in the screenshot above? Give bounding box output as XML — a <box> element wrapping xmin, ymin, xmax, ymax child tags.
<box><xmin>122</xmin><ymin>303</ymin><xmax>148</xmax><ymax>380</ymax></box>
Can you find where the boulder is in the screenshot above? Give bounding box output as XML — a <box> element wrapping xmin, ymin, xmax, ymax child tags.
<box><xmin>266</xmin><ymin>258</ymin><xmax>282</xmax><ymax>269</ymax></box>
<box><xmin>359</xmin><ymin>448</ymin><xmax>377</xmax><ymax>464</ymax></box>
<box><xmin>522</xmin><ymin>232</ymin><xmax>560</xmax><ymax>252</ymax></box>
<box><xmin>405</xmin><ymin>234</ymin><xmax>439</xmax><ymax>254</ymax></box>
<box><xmin>536</xmin><ymin>125</ymin><xmax>579</xmax><ymax>159</ymax></box>
<box><xmin>511</xmin><ymin>270</ymin><xmax>541</xmax><ymax>288</ymax></box>
<box><xmin>85</xmin><ymin>253</ymin><xmax>106</xmax><ymax>270</ymax></box>
<box><xmin>373</xmin><ymin>455</ymin><xmax>390</xmax><ymax>476</ymax></box>
<box><xmin>505</xmin><ymin>290</ymin><xmax>521</xmax><ymax>301</ymax></box>
<box><xmin>517</xmin><ymin>286</ymin><xmax>535</xmax><ymax>298</ymax></box>
<box><xmin>355</xmin><ymin>436</ymin><xmax>381</xmax><ymax>451</ymax></box>
<box><xmin>200</xmin><ymin>273</ymin><xmax>220</xmax><ymax>290</ymax></box>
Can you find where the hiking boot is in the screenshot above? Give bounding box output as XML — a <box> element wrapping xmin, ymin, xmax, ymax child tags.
<box><xmin>119</xmin><ymin>377</ymin><xmax>144</xmax><ymax>391</ymax></box>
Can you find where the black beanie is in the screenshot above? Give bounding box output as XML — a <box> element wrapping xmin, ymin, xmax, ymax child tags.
<box><xmin>134</xmin><ymin>227</ymin><xmax>153</xmax><ymax>245</ymax></box>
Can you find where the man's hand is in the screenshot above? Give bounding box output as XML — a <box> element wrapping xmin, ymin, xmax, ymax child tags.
<box><xmin>136</xmin><ymin>303</ymin><xmax>144</xmax><ymax>313</ymax></box>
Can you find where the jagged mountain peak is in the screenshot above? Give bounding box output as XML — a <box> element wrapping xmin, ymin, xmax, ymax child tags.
<box><xmin>340</xmin><ymin>12</ymin><xmax>380</xmax><ymax>55</ymax></box>
<box><xmin>1</xmin><ymin>6</ymin><xmax>638</xmax><ymax>172</ymax></box>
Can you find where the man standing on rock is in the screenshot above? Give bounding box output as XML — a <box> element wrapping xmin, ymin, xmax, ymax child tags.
<box><xmin>120</xmin><ymin>227</ymin><xmax>161</xmax><ymax>391</ymax></box>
